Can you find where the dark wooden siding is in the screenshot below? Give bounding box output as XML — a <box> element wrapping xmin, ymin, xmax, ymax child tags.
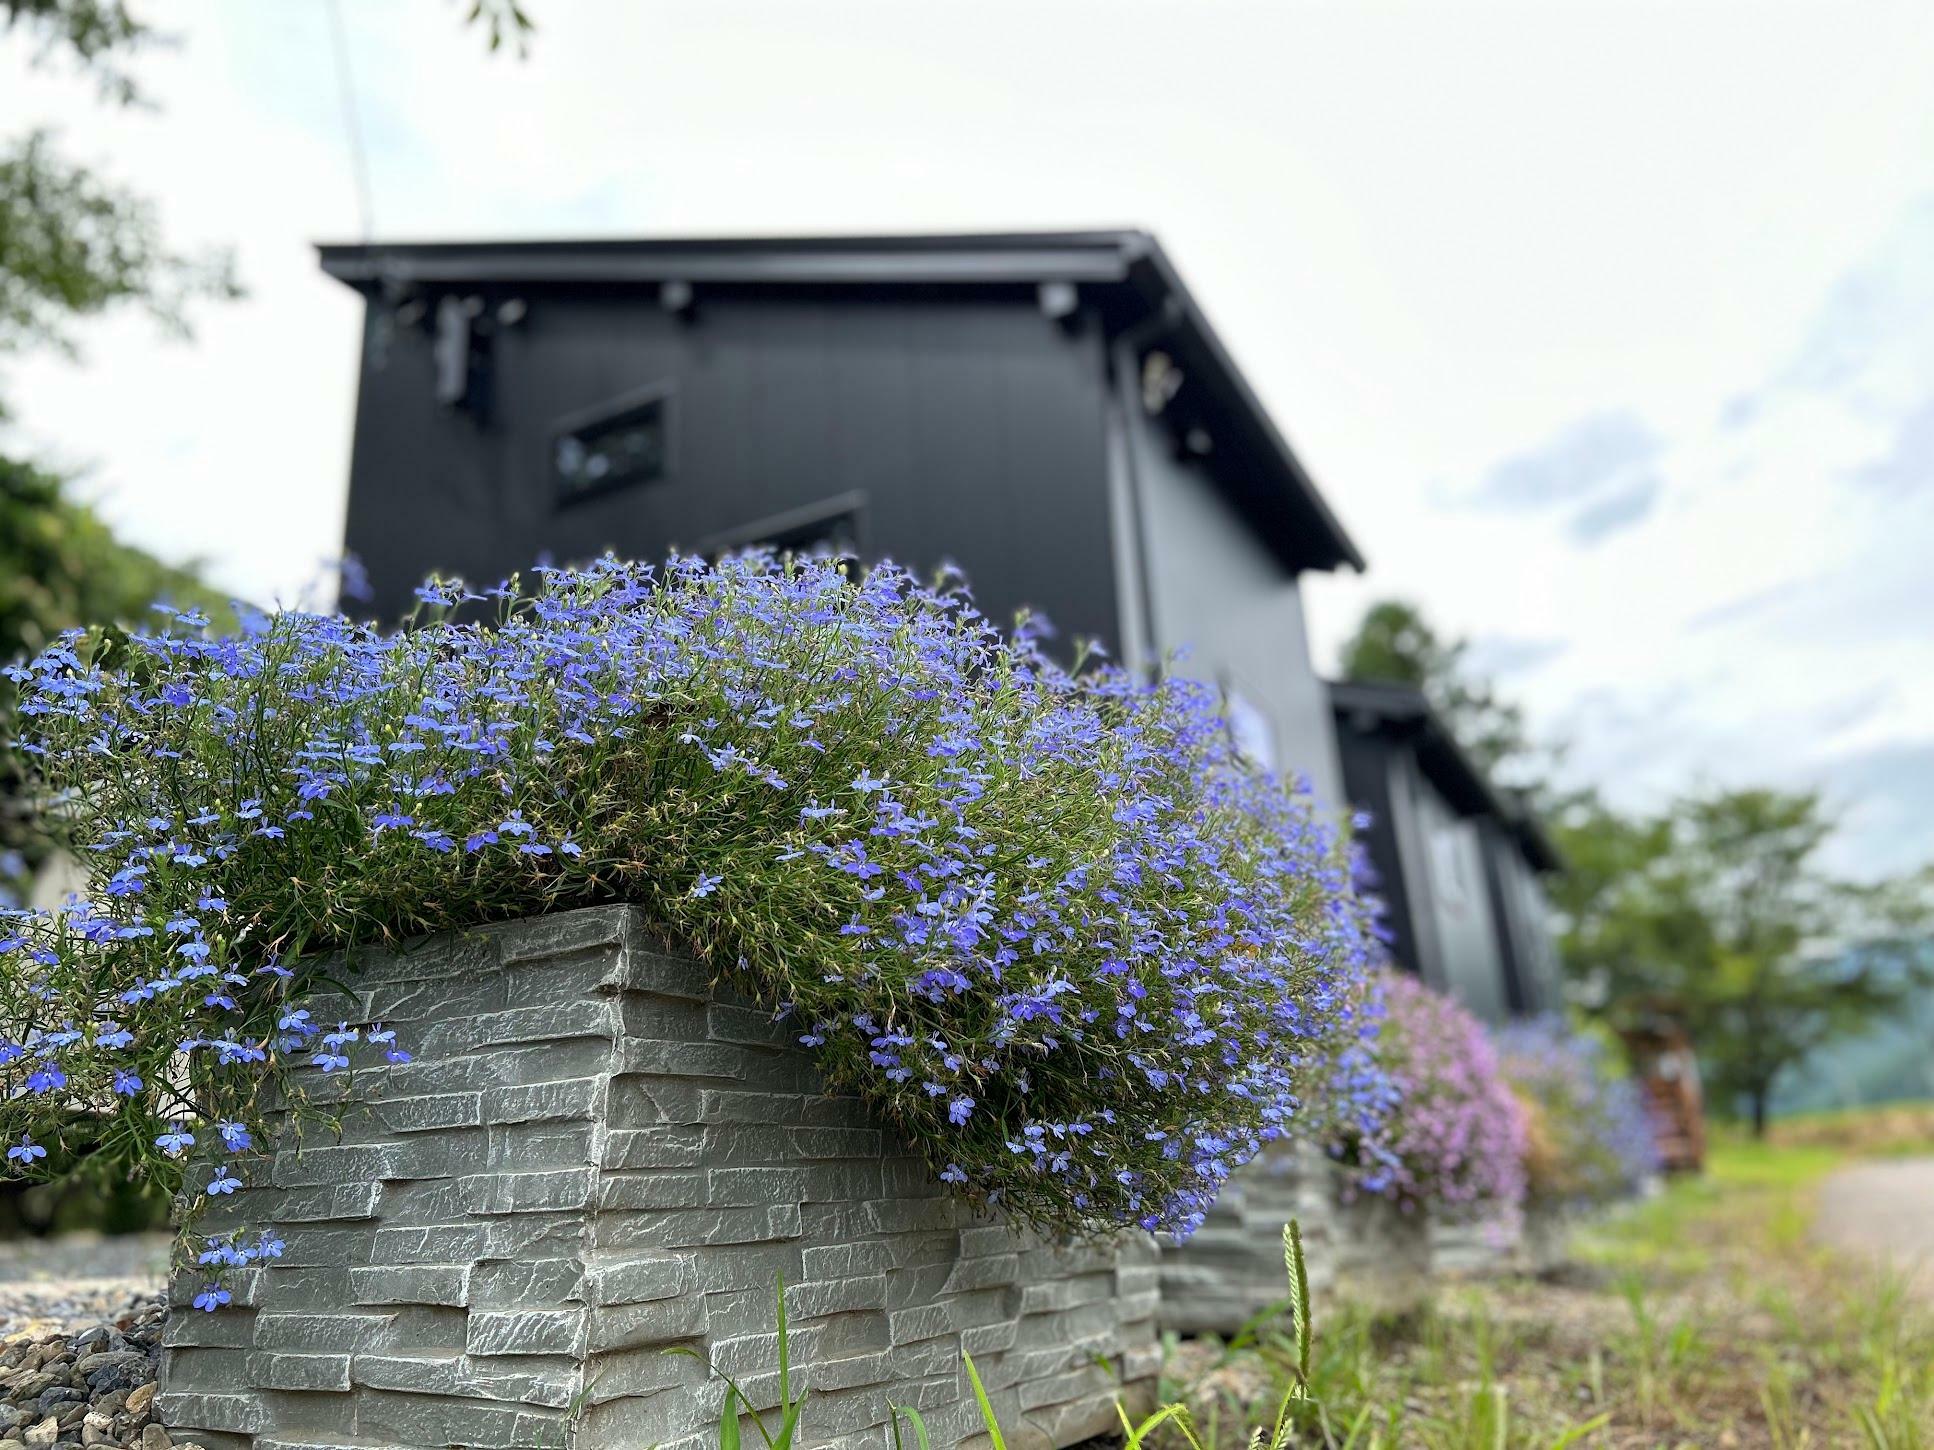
<box><xmin>343</xmin><ymin>286</ymin><xmax>1120</xmax><ymax>650</ymax></box>
<box><xmin>1335</xmin><ymin>724</ymin><xmax>1424</xmax><ymax>978</ymax></box>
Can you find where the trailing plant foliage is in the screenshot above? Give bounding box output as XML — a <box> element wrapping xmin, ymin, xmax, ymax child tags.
<box><xmin>1334</xmin><ymin>971</ymin><xmax>1527</xmax><ymax>1218</ymax></box>
<box><xmin>1496</xmin><ymin>1016</ymin><xmax>1657</xmax><ymax>1208</ymax></box>
<box><xmin>0</xmin><ymin>552</ymin><xmax>1382</xmax><ymax>1265</ymax></box>
<box><xmin>1</xmin><ymin>458</ymin><xmax>233</xmax><ymax>904</ymax></box>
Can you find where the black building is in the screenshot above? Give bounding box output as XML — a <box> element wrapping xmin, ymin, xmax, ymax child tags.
<box><xmin>320</xmin><ymin>232</ymin><xmax>1362</xmax><ymax>804</ymax></box>
<box><xmin>1330</xmin><ymin>680</ymin><xmax>1564</xmax><ymax>1021</ymax></box>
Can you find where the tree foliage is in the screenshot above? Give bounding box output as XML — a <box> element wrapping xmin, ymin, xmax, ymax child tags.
<box><xmin>0</xmin><ymin>129</ymin><xmax>239</xmax><ymax>369</ymax></box>
<box><xmin>1338</xmin><ymin>598</ymin><xmax>1543</xmax><ymax>788</ymax></box>
<box><xmin>2</xmin><ymin>0</ymin><xmax>153</xmax><ymax>104</ymax></box>
<box><xmin>464</xmin><ymin>0</ymin><xmax>535</xmax><ymax>55</ymax></box>
<box><xmin>0</xmin><ymin>457</ymin><xmax>228</xmax><ymax>893</ymax></box>
<box><xmin>0</xmin><ymin>455</ymin><xmax>221</xmax><ymax>664</ymax></box>
<box><xmin>0</xmin><ymin>0</ymin><xmax>534</xmax><ymax>902</ymax></box>
<box><xmin>1555</xmin><ymin>786</ymin><xmax>1930</xmax><ymax>1133</ymax></box>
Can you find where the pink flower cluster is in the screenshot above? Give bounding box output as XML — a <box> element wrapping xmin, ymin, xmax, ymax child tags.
<box><xmin>1340</xmin><ymin>971</ymin><xmax>1528</xmax><ymax>1218</ymax></box>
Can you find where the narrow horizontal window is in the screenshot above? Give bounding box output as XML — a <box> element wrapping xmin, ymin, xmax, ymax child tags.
<box><xmin>697</xmin><ymin>490</ymin><xmax>869</xmax><ymax>565</ymax></box>
<box><xmin>553</xmin><ymin>383</ymin><xmax>674</xmax><ymax>506</ymax></box>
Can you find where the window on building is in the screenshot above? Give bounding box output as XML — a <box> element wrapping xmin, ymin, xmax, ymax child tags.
<box><xmin>1223</xmin><ymin>688</ymin><xmax>1278</xmax><ymax>773</ymax></box>
<box><xmin>1430</xmin><ymin>825</ymin><xmax>1472</xmax><ymax>914</ymax></box>
<box><xmin>698</xmin><ymin>491</ymin><xmax>867</xmax><ymax>568</ymax></box>
<box><xmin>553</xmin><ymin>384</ymin><xmax>673</xmax><ymax>506</ymax></box>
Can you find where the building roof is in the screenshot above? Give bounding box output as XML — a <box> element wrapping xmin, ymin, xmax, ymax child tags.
<box><xmin>1327</xmin><ymin>678</ymin><xmax>1563</xmax><ymax>873</ymax></box>
<box><xmin>316</xmin><ymin>230</ymin><xmax>1365</xmax><ymax>575</ymax></box>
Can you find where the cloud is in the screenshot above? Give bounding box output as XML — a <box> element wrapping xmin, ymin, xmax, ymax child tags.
<box><xmin>1690</xmin><ymin>575</ymin><xmax>1822</xmax><ymax>632</ymax></box>
<box><xmin>1469</xmin><ymin>410</ymin><xmax>1663</xmax><ymax>511</ymax></box>
<box><xmin>1781</xmin><ymin>197</ymin><xmax>1934</xmax><ymax>403</ymax></box>
<box><xmin>1719</xmin><ymin>391</ymin><xmax>1763</xmax><ymax>430</ymax></box>
<box><xmin>1566</xmin><ymin>473</ymin><xmax>1662</xmax><ymax>546</ymax></box>
<box><xmin>1456</xmin><ymin>409</ymin><xmax>1667</xmax><ymax>548</ymax></box>
<box><xmin>1854</xmin><ymin>397</ymin><xmax>1934</xmax><ymax>493</ymax></box>
<box><xmin>1687</xmin><ymin>482</ymin><xmax>1933</xmax><ymax>652</ymax></box>
<box><xmin>1464</xmin><ymin>633</ymin><xmax>1568</xmax><ymax>678</ymax></box>
<box><xmin>1805</xmin><ymin>686</ymin><xmax>1894</xmax><ymax>743</ymax></box>
<box><xmin>1813</xmin><ymin>739</ymin><xmax>1934</xmax><ymax>880</ymax></box>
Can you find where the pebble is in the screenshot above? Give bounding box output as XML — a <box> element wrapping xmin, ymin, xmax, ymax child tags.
<box><xmin>0</xmin><ymin>1293</ymin><xmax>202</xmax><ymax>1450</ymax></box>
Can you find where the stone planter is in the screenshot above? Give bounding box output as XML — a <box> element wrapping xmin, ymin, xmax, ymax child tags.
<box><xmin>1512</xmin><ymin>1202</ymin><xmax>1573</xmax><ymax>1277</ymax></box>
<box><xmin>1432</xmin><ymin>1203</ymin><xmax>1579</xmax><ymax>1280</ymax></box>
<box><xmin>1157</xmin><ymin>1140</ymin><xmax>1338</xmax><ymax>1336</ymax></box>
<box><xmin>156</xmin><ymin>906</ymin><xmax>1158</xmax><ymax>1450</ymax></box>
<box><xmin>1428</xmin><ymin>1209</ymin><xmax>1522</xmax><ymax>1279</ymax></box>
<box><xmin>1158</xmin><ymin>1144</ymin><xmax>1433</xmax><ymax>1334</ymax></box>
<box><xmin>1327</xmin><ymin>1186</ymin><xmax>1432</xmax><ymax>1317</ymax></box>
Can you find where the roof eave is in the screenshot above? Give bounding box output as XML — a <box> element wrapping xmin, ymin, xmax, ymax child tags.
<box><xmin>315</xmin><ymin>231</ymin><xmax>1366</xmax><ymax>577</ymax></box>
<box><xmin>1329</xmin><ymin>680</ymin><xmax>1512</xmax><ymax>824</ymax></box>
<box><xmin>315</xmin><ymin>233</ymin><xmax>1141</xmax><ymax>290</ymax></box>
<box><xmin>1123</xmin><ymin>242</ymin><xmax>1366</xmax><ymax>574</ymax></box>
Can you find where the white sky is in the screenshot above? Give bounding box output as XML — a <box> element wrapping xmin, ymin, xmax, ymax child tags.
<box><xmin>4</xmin><ymin>0</ymin><xmax>1931</xmax><ymax>877</ymax></box>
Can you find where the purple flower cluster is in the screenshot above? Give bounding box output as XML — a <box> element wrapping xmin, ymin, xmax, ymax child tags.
<box><xmin>1496</xmin><ymin>1016</ymin><xmax>1658</xmax><ymax>1207</ymax></box>
<box><xmin>1335</xmin><ymin>970</ymin><xmax>1528</xmax><ymax>1219</ymax></box>
<box><xmin>1</xmin><ymin>553</ymin><xmax>1382</xmax><ymax>1249</ymax></box>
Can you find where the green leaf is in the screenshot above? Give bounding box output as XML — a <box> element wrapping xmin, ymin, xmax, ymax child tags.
<box><xmin>890</xmin><ymin>1404</ymin><xmax>932</xmax><ymax>1450</ymax></box>
<box><xmin>774</xmin><ymin>1388</ymin><xmax>808</xmax><ymax>1450</ymax></box>
<box><xmin>1122</xmin><ymin>1403</ymin><xmax>1195</xmax><ymax>1450</ymax></box>
<box><xmin>775</xmin><ymin>1272</ymin><xmax>791</xmax><ymax>1409</ymax></box>
<box><xmin>963</xmin><ymin>1352</ymin><xmax>1008</xmax><ymax>1450</ymax></box>
<box><xmin>1545</xmin><ymin>1412</ymin><xmax>1610</xmax><ymax>1448</ymax></box>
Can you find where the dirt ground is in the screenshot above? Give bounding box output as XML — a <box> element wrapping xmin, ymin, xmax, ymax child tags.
<box><xmin>1813</xmin><ymin>1154</ymin><xmax>1934</xmax><ymax>1300</ymax></box>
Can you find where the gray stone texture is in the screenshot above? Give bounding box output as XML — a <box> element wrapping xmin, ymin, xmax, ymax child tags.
<box><xmin>1433</xmin><ymin>1203</ymin><xmax>1573</xmax><ymax>1280</ymax></box>
<box><xmin>157</xmin><ymin>906</ymin><xmax>1158</xmax><ymax>1450</ymax></box>
<box><xmin>1158</xmin><ymin>1143</ymin><xmax>1432</xmax><ymax>1333</ymax></box>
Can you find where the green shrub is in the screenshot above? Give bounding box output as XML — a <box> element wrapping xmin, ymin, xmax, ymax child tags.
<box><xmin>2</xmin><ymin>553</ymin><xmax>1382</xmax><ymax>1272</ymax></box>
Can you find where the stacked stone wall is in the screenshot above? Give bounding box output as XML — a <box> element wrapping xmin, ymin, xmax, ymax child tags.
<box><xmin>1158</xmin><ymin>1144</ymin><xmax>1433</xmax><ymax>1334</ymax></box>
<box><xmin>157</xmin><ymin>906</ymin><xmax>1157</xmax><ymax>1450</ymax></box>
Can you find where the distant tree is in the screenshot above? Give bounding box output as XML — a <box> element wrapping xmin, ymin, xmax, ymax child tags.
<box><xmin>1555</xmin><ymin>786</ymin><xmax>1930</xmax><ymax>1136</ymax></box>
<box><xmin>0</xmin><ymin>2</ymin><xmax>235</xmax><ymax>898</ymax></box>
<box><xmin>2</xmin><ymin>0</ymin><xmax>152</xmax><ymax>104</ymax></box>
<box><xmin>1547</xmin><ymin>792</ymin><xmax>1681</xmax><ymax>1003</ymax></box>
<box><xmin>0</xmin><ymin>454</ymin><xmax>219</xmax><ymax>661</ymax></box>
<box><xmin>0</xmin><ymin>1</ymin><xmax>529</xmax><ymax>896</ymax></box>
<box><xmin>0</xmin><ymin>458</ymin><xmax>230</xmax><ymax>893</ymax></box>
<box><xmin>0</xmin><ymin>128</ymin><xmax>240</xmax><ymax>369</ymax></box>
<box><xmin>1339</xmin><ymin>598</ymin><xmax>1544</xmax><ymax>789</ymax></box>
<box><xmin>464</xmin><ymin>0</ymin><xmax>536</xmax><ymax>54</ymax></box>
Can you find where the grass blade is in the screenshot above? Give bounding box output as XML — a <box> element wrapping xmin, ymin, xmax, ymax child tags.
<box><xmin>1122</xmin><ymin>1402</ymin><xmax>1191</xmax><ymax>1449</ymax></box>
<box><xmin>890</xmin><ymin>1404</ymin><xmax>933</xmax><ymax>1450</ymax></box>
<box><xmin>776</xmin><ymin>1272</ymin><xmax>791</xmax><ymax>1412</ymax></box>
<box><xmin>1546</xmin><ymin>1411</ymin><xmax>1611</xmax><ymax>1447</ymax></box>
<box><xmin>1284</xmin><ymin>1219</ymin><xmax>1313</xmax><ymax>1389</ymax></box>
<box><xmin>664</xmin><ymin>1346</ymin><xmax>774</xmax><ymax>1450</ymax></box>
<box><xmin>963</xmin><ymin>1352</ymin><xmax>1009</xmax><ymax>1450</ymax></box>
<box><xmin>774</xmin><ymin>1387</ymin><xmax>810</xmax><ymax>1450</ymax></box>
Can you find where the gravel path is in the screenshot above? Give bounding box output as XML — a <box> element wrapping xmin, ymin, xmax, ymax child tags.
<box><xmin>0</xmin><ymin>1236</ymin><xmax>200</xmax><ymax>1448</ymax></box>
<box><xmin>1814</xmin><ymin>1155</ymin><xmax>1934</xmax><ymax>1299</ymax></box>
<box><xmin>0</xmin><ymin>1236</ymin><xmax>169</xmax><ymax>1342</ymax></box>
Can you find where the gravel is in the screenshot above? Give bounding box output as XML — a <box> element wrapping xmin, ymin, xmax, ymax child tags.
<box><xmin>0</xmin><ymin>1237</ymin><xmax>169</xmax><ymax>1344</ymax></box>
<box><xmin>0</xmin><ymin>1236</ymin><xmax>198</xmax><ymax>1450</ymax></box>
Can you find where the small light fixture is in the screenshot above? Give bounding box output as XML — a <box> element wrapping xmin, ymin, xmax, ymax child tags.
<box><xmin>1037</xmin><ymin>280</ymin><xmax>1079</xmax><ymax>323</ymax></box>
<box><xmin>659</xmin><ymin>280</ymin><xmax>696</xmax><ymax>317</ymax></box>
